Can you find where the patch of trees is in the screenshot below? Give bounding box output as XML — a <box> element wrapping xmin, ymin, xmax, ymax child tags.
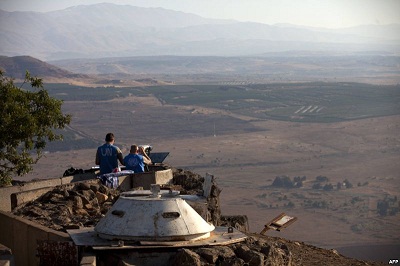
<box><xmin>336</xmin><ymin>179</ymin><xmax>354</xmax><ymax>190</ymax></box>
<box><xmin>313</xmin><ymin>176</ymin><xmax>333</xmax><ymax>191</ymax></box>
<box><xmin>323</xmin><ymin>183</ymin><xmax>334</xmax><ymax>191</ymax></box>
<box><xmin>285</xmin><ymin>201</ymin><xmax>295</xmax><ymax>208</ymax></box>
<box><xmin>271</xmin><ymin>175</ymin><xmax>306</xmax><ymax>188</ymax></box>
<box><xmin>313</xmin><ymin>178</ymin><xmax>355</xmax><ymax>191</ymax></box>
<box><xmin>350</xmin><ymin>196</ymin><xmax>364</xmax><ymax>204</ymax></box>
<box><xmin>304</xmin><ymin>199</ymin><xmax>329</xmax><ymax>209</ymax></box>
<box><xmin>343</xmin><ymin>179</ymin><xmax>353</xmax><ymax>188</ymax></box>
<box><xmin>316</xmin><ymin>175</ymin><xmax>328</xmax><ymax>182</ymax></box>
<box><xmin>271</xmin><ymin>175</ymin><xmax>359</xmax><ymax>192</ymax></box>
<box><xmin>312</xmin><ymin>183</ymin><xmax>321</xmax><ymax>190</ymax></box>
<box><xmin>350</xmin><ymin>220</ymin><xmax>377</xmax><ymax>233</ymax></box>
<box><xmin>377</xmin><ymin>195</ymin><xmax>399</xmax><ymax>216</ymax></box>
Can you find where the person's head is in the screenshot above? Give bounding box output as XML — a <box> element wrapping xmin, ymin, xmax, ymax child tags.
<box><xmin>105</xmin><ymin>133</ymin><xmax>115</xmax><ymax>143</ymax></box>
<box><xmin>130</xmin><ymin>144</ymin><xmax>139</xmax><ymax>154</ymax></box>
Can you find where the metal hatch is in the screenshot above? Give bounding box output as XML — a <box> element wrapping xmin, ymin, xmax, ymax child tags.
<box><xmin>94</xmin><ymin>190</ymin><xmax>215</xmax><ymax>241</ymax></box>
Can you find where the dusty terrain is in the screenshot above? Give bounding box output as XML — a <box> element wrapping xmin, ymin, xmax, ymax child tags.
<box><xmin>19</xmin><ymin>92</ymin><xmax>400</xmax><ymax>263</ymax></box>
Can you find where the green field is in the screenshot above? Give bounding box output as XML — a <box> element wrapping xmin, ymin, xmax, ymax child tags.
<box><xmin>40</xmin><ymin>82</ymin><xmax>400</xmax><ymax>123</ymax></box>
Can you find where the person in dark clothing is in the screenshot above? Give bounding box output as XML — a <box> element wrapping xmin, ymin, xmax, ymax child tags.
<box><xmin>95</xmin><ymin>133</ymin><xmax>124</xmax><ymax>174</ymax></box>
<box><xmin>123</xmin><ymin>144</ymin><xmax>152</xmax><ymax>173</ymax></box>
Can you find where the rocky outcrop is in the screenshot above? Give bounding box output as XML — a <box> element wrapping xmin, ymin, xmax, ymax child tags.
<box><xmin>170</xmin><ymin>237</ymin><xmax>292</xmax><ymax>266</ymax></box>
<box><xmin>12</xmin><ymin>181</ymin><xmax>119</xmax><ymax>231</ymax></box>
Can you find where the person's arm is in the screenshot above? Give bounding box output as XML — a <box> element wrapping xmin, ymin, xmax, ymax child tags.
<box><xmin>95</xmin><ymin>149</ymin><xmax>100</xmax><ymax>165</ymax></box>
<box><xmin>139</xmin><ymin>147</ymin><xmax>152</xmax><ymax>164</ymax></box>
<box><xmin>117</xmin><ymin>149</ymin><xmax>124</xmax><ymax>165</ymax></box>
<box><xmin>143</xmin><ymin>156</ymin><xmax>152</xmax><ymax>165</ymax></box>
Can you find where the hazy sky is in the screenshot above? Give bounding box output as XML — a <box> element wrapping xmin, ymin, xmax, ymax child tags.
<box><xmin>1</xmin><ymin>0</ymin><xmax>399</xmax><ymax>28</ymax></box>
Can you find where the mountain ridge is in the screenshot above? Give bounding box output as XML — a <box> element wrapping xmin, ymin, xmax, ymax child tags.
<box><xmin>1</xmin><ymin>3</ymin><xmax>399</xmax><ymax>60</ymax></box>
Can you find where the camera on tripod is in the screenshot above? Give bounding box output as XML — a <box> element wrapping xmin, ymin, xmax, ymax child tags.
<box><xmin>139</xmin><ymin>145</ymin><xmax>152</xmax><ymax>155</ymax></box>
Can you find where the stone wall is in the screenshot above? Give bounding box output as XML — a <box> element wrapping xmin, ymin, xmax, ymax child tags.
<box><xmin>0</xmin><ymin>210</ymin><xmax>70</xmax><ymax>266</ymax></box>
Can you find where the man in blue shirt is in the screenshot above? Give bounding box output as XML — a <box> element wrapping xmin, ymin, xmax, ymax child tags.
<box><xmin>95</xmin><ymin>133</ymin><xmax>124</xmax><ymax>174</ymax></box>
<box><xmin>124</xmin><ymin>144</ymin><xmax>152</xmax><ymax>173</ymax></box>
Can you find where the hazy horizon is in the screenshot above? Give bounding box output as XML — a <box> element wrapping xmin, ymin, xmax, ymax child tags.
<box><xmin>1</xmin><ymin>0</ymin><xmax>399</xmax><ymax>29</ymax></box>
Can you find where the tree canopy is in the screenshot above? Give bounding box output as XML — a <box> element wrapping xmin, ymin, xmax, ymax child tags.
<box><xmin>0</xmin><ymin>70</ymin><xmax>71</xmax><ymax>186</ymax></box>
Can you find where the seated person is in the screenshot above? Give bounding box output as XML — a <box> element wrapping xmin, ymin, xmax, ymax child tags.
<box><xmin>123</xmin><ymin>144</ymin><xmax>152</xmax><ymax>173</ymax></box>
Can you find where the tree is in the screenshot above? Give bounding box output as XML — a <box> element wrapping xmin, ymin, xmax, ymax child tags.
<box><xmin>377</xmin><ymin>200</ymin><xmax>389</xmax><ymax>216</ymax></box>
<box><xmin>0</xmin><ymin>70</ymin><xmax>71</xmax><ymax>186</ymax></box>
<box><xmin>312</xmin><ymin>183</ymin><xmax>321</xmax><ymax>190</ymax></box>
<box><xmin>343</xmin><ymin>179</ymin><xmax>353</xmax><ymax>188</ymax></box>
<box><xmin>323</xmin><ymin>183</ymin><xmax>334</xmax><ymax>191</ymax></box>
<box><xmin>272</xmin><ymin>175</ymin><xmax>294</xmax><ymax>188</ymax></box>
<box><xmin>316</xmin><ymin>175</ymin><xmax>328</xmax><ymax>182</ymax></box>
<box><xmin>295</xmin><ymin>180</ymin><xmax>303</xmax><ymax>188</ymax></box>
<box><xmin>287</xmin><ymin>201</ymin><xmax>295</xmax><ymax>208</ymax></box>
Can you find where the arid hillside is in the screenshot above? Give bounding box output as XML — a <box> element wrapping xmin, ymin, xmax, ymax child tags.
<box><xmin>16</xmin><ymin>80</ymin><xmax>400</xmax><ymax>263</ymax></box>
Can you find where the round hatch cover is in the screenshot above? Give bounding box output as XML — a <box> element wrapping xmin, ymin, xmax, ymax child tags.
<box><xmin>94</xmin><ymin>194</ymin><xmax>215</xmax><ymax>241</ymax></box>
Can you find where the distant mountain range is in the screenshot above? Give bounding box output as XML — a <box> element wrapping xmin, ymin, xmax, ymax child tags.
<box><xmin>1</xmin><ymin>3</ymin><xmax>399</xmax><ymax>61</ymax></box>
